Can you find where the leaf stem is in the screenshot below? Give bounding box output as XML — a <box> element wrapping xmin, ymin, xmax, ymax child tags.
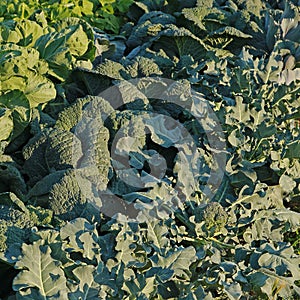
<box><xmin>207</xmin><ymin>237</ymin><xmax>235</xmax><ymax>249</ymax></box>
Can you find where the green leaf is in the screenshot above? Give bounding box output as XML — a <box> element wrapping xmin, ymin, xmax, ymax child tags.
<box><xmin>145</xmin><ymin>220</ymin><xmax>169</xmax><ymax>254</ymax></box>
<box><xmin>68</xmin><ymin>265</ymin><xmax>101</xmax><ymax>300</ymax></box>
<box><xmin>24</xmin><ymin>73</ymin><xmax>56</xmax><ymax>108</ymax></box>
<box><xmin>79</xmin><ymin>232</ymin><xmax>99</xmax><ymax>261</ymax></box>
<box><xmin>14</xmin><ymin>19</ymin><xmax>44</xmax><ymax>47</ymax></box>
<box><xmin>115</xmin><ymin>226</ymin><xmax>137</xmax><ymax>265</ymax></box>
<box><xmin>226</xmin><ymin>96</ymin><xmax>251</xmax><ymax>124</ymax></box>
<box><xmin>222</xmin><ymin>281</ymin><xmax>243</xmax><ymax>300</ymax></box>
<box><xmin>151</xmin><ymin>246</ymin><xmax>197</xmax><ymax>278</ymax></box>
<box><xmin>0</xmin><ymin>44</ymin><xmax>55</xmax><ymax>112</ymax></box>
<box><xmin>34</xmin><ymin>31</ymin><xmax>73</xmax><ymax>81</ymax></box>
<box><xmin>60</xmin><ymin>218</ymin><xmax>97</xmax><ymax>251</ymax></box>
<box><xmin>0</xmin><ymin>192</ymin><xmax>27</xmax><ymax>212</ymax></box>
<box><xmin>66</xmin><ymin>25</ymin><xmax>90</xmax><ymax>57</ymax></box>
<box><xmin>0</xmin><ymin>108</ymin><xmax>13</xmax><ymax>141</ymax></box>
<box><xmin>279</xmin><ymin>174</ymin><xmax>296</xmax><ymax>194</ymax></box>
<box><xmin>182</xmin><ymin>6</ymin><xmax>212</xmax><ymax>31</ymax></box>
<box><xmin>124</xmin><ymin>273</ymin><xmax>156</xmax><ymax>298</ymax></box>
<box><xmin>13</xmin><ymin>240</ymin><xmax>68</xmax><ymax>299</ymax></box>
<box><xmin>285</xmin><ymin>141</ymin><xmax>300</xmax><ymax>159</ymax></box>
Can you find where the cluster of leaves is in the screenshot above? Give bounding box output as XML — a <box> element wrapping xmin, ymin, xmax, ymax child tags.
<box><xmin>0</xmin><ymin>15</ymin><xmax>97</xmax><ymax>146</ymax></box>
<box><xmin>0</xmin><ymin>0</ymin><xmax>300</xmax><ymax>299</ymax></box>
<box><xmin>0</xmin><ymin>0</ymin><xmax>134</xmax><ymax>33</ymax></box>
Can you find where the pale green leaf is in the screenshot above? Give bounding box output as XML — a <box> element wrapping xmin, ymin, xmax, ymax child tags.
<box><xmin>13</xmin><ymin>240</ymin><xmax>68</xmax><ymax>299</ymax></box>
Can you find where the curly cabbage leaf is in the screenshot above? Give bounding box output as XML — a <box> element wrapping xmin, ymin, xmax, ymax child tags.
<box><xmin>0</xmin><ymin>193</ymin><xmax>53</xmax><ymax>253</ymax></box>
<box><xmin>23</xmin><ymin>128</ymin><xmax>82</xmax><ymax>185</ymax></box>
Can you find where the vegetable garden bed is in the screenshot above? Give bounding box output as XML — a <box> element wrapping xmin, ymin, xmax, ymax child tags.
<box><xmin>0</xmin><ymin>0</ymin><xmax>300</xmax><ymax>299</ymax></box>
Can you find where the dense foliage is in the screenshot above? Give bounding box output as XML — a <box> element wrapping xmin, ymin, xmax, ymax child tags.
<box><xmin>0</xmin><ymin>0</ymin><xmax>134</xmax><ymax>33</ymax></box>
<box><xmin>0</xmin><ymin>0</ymin><xmax>300</xmax><ymax>299</ymax></box>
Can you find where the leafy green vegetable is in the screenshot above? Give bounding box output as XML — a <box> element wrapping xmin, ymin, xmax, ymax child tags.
<box><xmin>13</xmin><ymin>240</ymin><xmax>68</xmax><ymax>299</ymax></box>
<box><xmin>0</xmin><ymin>192</ymin><xmax>53</xmax><ymax>253</ymax></box>
<box><xmin>0</xmin><ymin>0</ymin><xmax>134</xmax><ymax>34</ymax></box>
<box><xmin>0</xmin><ymin>17</ymin><xmax>98</xmax><ymax>144</ymax></box>
<box><xmin>0</xmin><ymin>0</ymin><xmax>300</xmax><ymax>299</ymax></box>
